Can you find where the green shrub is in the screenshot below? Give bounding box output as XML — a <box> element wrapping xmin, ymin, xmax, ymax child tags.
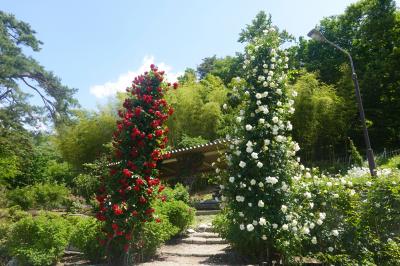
<box><xmin>0</xmin><ymin>222</ymin><xmax>11</xmax><ymax>266</ymax></box>
<box><xmin>73</xmin><ymin>173</ymin><xmax>100</xmax><ymax>201</ymax></box>
<box><xmin>135</xmin><ymin>214</ymin><xmax>177</xmax><ymax>261</ymax></box>
<box><xmin>161</xmin><ymin>183</ymin><xmax>190</xmax><ymax>204</ymax></box>
<box><xmin>6</xmin><ymin>212</ymin><xmax>72</xmax><ymax>266</ymax></box>
<box><xmin>157</xmin><ymin>200</ymin><xmax>194</xmax><ymax>234</ymax></box>
<box><xmin>301</xmin><ymin>171</ymin><xmax>400</xmax><ymax>265</ymax></box>
<box><xmin>381</xmin><ymin>155</ymin><xmax>400</xmax><ymax>170</ymax></box>
<box><xmin>6</xmin><ymin>183</ymin><xmax>71</xmax><ymax>210</ymax></box>
<box><xmin>69</xmin><ymin>216</ymin><xmax>105</xmax><ymax>262</ymax></box>
<box><xmin>6</xmin><ymin>206</ymin><xmax>29</xmax><ymax>222</ymax></box>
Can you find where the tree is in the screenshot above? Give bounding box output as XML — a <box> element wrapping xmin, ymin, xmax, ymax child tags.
<box><xmin>55</xmin><ymin>110</ymin><xmax>116</xmax><ymax>169</ymax></box>
<box><xmin>166</xmin><ymin>74</ymin><xmax>228</xmax><ymax>145</ymax></box>
<box><xmin>289</xmin><ymin>72</ymin><xmax>352</xmax><ymax>162</ymax></box>
<box><xmin>0</xmin><ymin>11</ymin><xmax>77</xmax><ymax>127</ymax></box>
<box><xmin>296</xmin><ymin>0</ymin><xmax>400</xmax><ymax>149</ymax></box>
<box><xmin>196</xmin><ymin>54</ymin><xmax>244</xmax><ymax>85</ymax></box>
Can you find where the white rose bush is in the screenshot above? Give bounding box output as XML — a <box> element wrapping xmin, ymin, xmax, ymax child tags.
<box><xmin>213</xmin><ymin>22</ymin><xmax>319</xmax><ymax>263</ymax></box>
<box><xmin>212</xmin><ymin>17</ymin><xmax>400</xmax><ymax>265</ymax></box>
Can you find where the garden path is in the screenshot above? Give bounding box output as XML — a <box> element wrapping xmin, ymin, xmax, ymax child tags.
<box><xmin>138</xmin><ymin>222</ymin><xmax>240</xmax><ymax>265</ymax></box>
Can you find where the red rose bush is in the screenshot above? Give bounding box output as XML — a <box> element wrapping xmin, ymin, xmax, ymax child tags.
<box><xmin>95</xmin><ymin>64</ymin><xmax>177</xmax><ymax>263</ymax></box>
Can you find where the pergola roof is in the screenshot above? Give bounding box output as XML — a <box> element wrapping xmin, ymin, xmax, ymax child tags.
<box><xmin>159</xmin><ymin>139</ymin><xmax>230</xmax><ymax>178</ymax></box>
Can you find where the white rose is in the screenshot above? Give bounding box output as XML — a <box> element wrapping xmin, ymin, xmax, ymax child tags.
<box><xmin>272</xmin><ymin>223</ymin><xmax>278</xmax><ymax>229</ymax></box>
<box><xmin>281</xmin><ymin>205</ymin><xmax>288</xmax><ymax>213</ymax></box>
<box><xmin>239</xmin><ymin>161</ymin><xmax>246</xmax><ymax>168</ymax></box>
<box><xmin>282</xmin><ymin>224</ymin><xmax>289</xmax><ymax>230</ymax></box>
<box><xmin>251</xmin><ymin>152</ymin><xmax>258</xmax><ymax>159</ymax></box>
<box><xmin>332</xmin><ymin>230</ymin><xmax>339</xmax><ymax>236</ymax></box>
<box><xmin>246</xmin><ymin>224</ymin><xmax>254</xmax><ymax>232</ymax></box>
<box><xmin>259</xmin><ymin>217</ymin><xmax>267</xmax><ymax>226</ymax></box>
<box><xmin>250</xmin><ymin>179</ymin><xmax>256</xmax><ymax>185</ymax></box>
<box><xmin>245</xmin><ymin>124</ymin><xmax>253</xmax><ymax>131</ymax></box>
<box><xmin>262</xmin><ymin>235</ymin><xmax>267</xmax><ymax>240</ymax></box>
<box><xmin>259</xmin><ymin>118</ymin><xmax>265</xmax><ymax>124</ymax></box>
<box><xmin>240</xmin><ymin>224</ymin><xmax>245</xmax><ymax>230</ymax></box>
<box><xmin>229</xmin><ymin>176</ymin><xmax>235</xmax><ymax>183</ymax></box>
<box><xmin>257</xmin><ymin>162</ymin><xmax>263</xmax><ymax>168</ymax></box>
<box><xmin>258</xmin><ymin>200</ymin><xmax>265</xmax><ymax>208</ymax></box>
<box><xmin>311</xmin><ymin>237</ymin><xmax>317</xmax><ymax>244</ymax></box>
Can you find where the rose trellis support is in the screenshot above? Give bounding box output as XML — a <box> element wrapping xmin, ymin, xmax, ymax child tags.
<box><xmin>95</xmin><ymin>65</ymin><xmax>177</xmax><ymax>265</ymax></box>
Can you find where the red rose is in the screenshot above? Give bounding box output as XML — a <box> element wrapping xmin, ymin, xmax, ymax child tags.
<box><xmin>96</xmin><ymin>213</ymin><xmax>106</xmax><ymax>221</ymax></box>
<box><xmin>173</xmin><ymin>82</ymin><xmax>179</xmax><ymax>89</ymax></box>
<box><xmin>136</xmin><ymin>178</ymin><xmax>145</xmax><ymax>186</ymax></box>
<box><xmin>139</xmin><ymin>196</ymin><xmax>147</xmax><ymax>204</ymax></box>
<box><xmin>155</xmin><ymin>130</ymin><xmax>163</xmax><ymax>137</ymax></box>
<box><xmin>145</xmin><ymin>208</ymin><xmax>154</xmax><ymax>215</ymax></box>
<box><xmin>131</xmin><ymin>210</ymin><xmax>138</xmax><ymax>216</ymax></box>
<box><xmin>112</xmin><ymin>223</ymin><xmax>119</xmax><ymax>231</ymax></box>
<box><xmin>112</xmin><ymin>204</ymin><xmax>123</xmax><ymax>215</ymax></box>
<box><xmin>122</xmin><ymin>169</ymin><xmax>132</xmax><ymax>178</ymax></box>
<box><xmin>147</xmin><ymin>133</ymin><xmax>153</xmax><ymax>140</ymax></box>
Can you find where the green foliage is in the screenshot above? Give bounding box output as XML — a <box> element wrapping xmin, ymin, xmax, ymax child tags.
<box><xmin>42</xmin><ymin>160</ymin><xmax>75</xmax><ymax>186</ymax></box>
<box><xmin>72</xmin><ymin>156</ymin><xmax>106</xmax><ymax>201</ymax></box>
<box><xmin>55</xmin><ymin>111</ymin><xmax>116</xmax><ymax>169</ymax></box>
<box><xmin>294</xmin><ymin>170</ymin><xmax>400</xmax><ymax>265</ymax></box>
<box><xmin>69</xmin><ymin>216</ymin><xmax>105</xmax><ymax>262</ymax></box>
<box><xmin>161</xmin><ymin>183</ymin><xmax>190</xmax><ymax>204</ymax></box>
<box><xmin>380</xmin><ymin>155</ymin><xmax>400</xmax><ymax>170</ymax></box>
<box><xmin>290</xmin><ymin>72</ymin><xmax>351</xmax><ymax>162</ymax></box>
<box><xmin>156</xmin><ymin>200</ymin><xmax>194</xmax><ymax>234</ymax></box>
<box><xmin>0</xmin><ymin>11</ymin><xmax>77</xmax><ymax>126</ymax></box>
<box><xmin>348</xmin><ymin>138</ymin><xmax>364</xmax><ymax>166</ymax></box>
<box><xmin>0</xmin><ymin>222</ymin><xmax>11</xmax><ymax>265</ymax></box>
<box><xmin>136</xmin><ymin>215</ymin><xmax>177</xmax><ymax>261</ymax></box>
<box><xmin>196</xmin><ymin>55</ymin><xmax>244</xmax><ymax>85</ymax></box>
<box><xmin>6</xmin><ymin>183</ymin><xmax>71</xmax><ymax>210</ymax></box>
<box><xmin>177</xmin><ymin>134</ymin><xmax>208</xmax><ymax>148</ymax></box>
<box><xmin>0</xmin><ymin>154</ymin><xmax>19</xmax><ymax>185</ymax></box>
<box><xmin>166</xmin><ymin>74</ymin><xmax>228</xmax><ymax>146</ymax></box>
<box><xmin>296</xmin><ymin>0</ymin><xmax>400</xmax><ymax>150</ymax></box>
<box><xmin>6</xmin><ymin>213</ymin><xmax>72</xmax><ymax>266</ymax></box>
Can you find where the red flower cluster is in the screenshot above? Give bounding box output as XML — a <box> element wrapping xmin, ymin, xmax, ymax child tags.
<box><xmin>96</xmin><ymin>65</ymin><xmax>177</xmax><ymax>253</ymax></box>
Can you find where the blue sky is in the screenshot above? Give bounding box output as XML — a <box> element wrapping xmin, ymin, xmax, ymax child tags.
<box><xmin>3</xmin><ymin>0</ymin><xmax>362</xmax><ymax>110</ymax></box>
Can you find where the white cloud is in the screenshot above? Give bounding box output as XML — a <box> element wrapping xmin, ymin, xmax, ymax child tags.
<box><xmin>90</xmin><ymin>55</ymin><xmax>182</xmax><ymax>98</ymax></box>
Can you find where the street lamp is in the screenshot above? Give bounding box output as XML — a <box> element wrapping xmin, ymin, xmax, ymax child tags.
<box><xmin>307</xmin><ymin>28</ymin><xmax>377</xmax><ymax>176</ymax></box>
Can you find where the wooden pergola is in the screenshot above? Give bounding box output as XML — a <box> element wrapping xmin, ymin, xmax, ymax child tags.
<box><xmin>159</xmin><ymin>139</ymin><xmax>230</xmax><ymax>179</ymax></box>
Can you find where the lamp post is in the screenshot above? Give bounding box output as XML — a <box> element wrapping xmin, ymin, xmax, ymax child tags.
<box><xmin>307</xmin><ymin>29</ymin><xmax>376</xmax><ymax>176</ymax></box>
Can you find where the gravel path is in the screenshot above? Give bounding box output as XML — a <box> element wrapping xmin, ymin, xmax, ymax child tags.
<box><xmin>139</xmin><ymin>224</ymin><xmax>242</xmax><ymax>265</ymax></box>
